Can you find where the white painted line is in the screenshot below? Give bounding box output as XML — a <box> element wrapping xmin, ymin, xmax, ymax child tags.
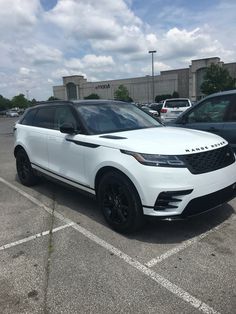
<box><xmin>71</xmin><ymin>223</ymin><xmax>220</xmax><ymax>314</ymax></box>
<box><xmin>0</xmin><ymin>223</ymin><xmax>74</xmax><ymax>251</ymax></box>
<box><xmin>145</xmin><ymin>214</ymin><xmax>236</xmax><ymax>268</ymax></box>
<box><xmin>0</xmin><ymin>177</ymin><xmax>220</xmax><ymax>314</ymax></box>
<box><xmin>0</xmin><ymin>177</ymin><xmax>73</xmax><ymax>225</ymax></box>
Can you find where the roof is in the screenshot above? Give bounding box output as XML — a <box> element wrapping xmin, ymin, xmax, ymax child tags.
<box><xmin>32</xmin><ymin>99</ymin><xmax>128</xmax><ymax>109</ymax></box>
<box><xmin>206</xmin><ymin>89</ymin><xmax>236</xmax><ymax>97</ymax></box>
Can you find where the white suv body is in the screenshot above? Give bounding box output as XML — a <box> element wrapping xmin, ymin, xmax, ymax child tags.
<box><xmin>161</xmin><ymin>98</ymin><xmax>191</xmax><ymax>121</ymax></box>
<box><xmin>14</xmin><ymin>100</ymin><xmax>236</xmax><ymax>233</ymax></box>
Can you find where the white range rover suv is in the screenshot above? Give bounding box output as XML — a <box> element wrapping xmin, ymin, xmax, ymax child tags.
<box><xmin>14</xmin><ymin>100</ymin><xmax>236</xmax><ymax>233</ymax></box>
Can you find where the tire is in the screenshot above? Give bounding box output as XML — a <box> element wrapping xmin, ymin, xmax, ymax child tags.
<box><xmin>97</xmin><ymin>171</ymin><xmax>144</xmax><ymax>234</ymax></box>
<box><xmin>16</xmin><ymin>149</ymin><xmax>39</xmax><ymax>186</ymax></box>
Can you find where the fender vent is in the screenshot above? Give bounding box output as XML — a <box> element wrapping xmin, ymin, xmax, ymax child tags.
<box><xmin>154</xmin><ymin>190</ymin><xmax>193</xmax><ymax>211</ymax></box>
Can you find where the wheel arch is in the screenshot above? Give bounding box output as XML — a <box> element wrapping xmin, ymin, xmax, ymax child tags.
<box><xmin>14</xmin><ymin>145</ymin><xmax>26</xmax><ymax>157</ymax></box>
<box><xmin>94</xmin><ymin>166</ymin><xmax>142</xmax><ymax>203</ymax></box>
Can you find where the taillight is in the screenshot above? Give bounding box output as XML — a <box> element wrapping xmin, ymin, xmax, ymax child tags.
<box><xmin>161</xmin><ymin>108</ymin><xmax>167</xmax><ymax>113</ymax></box>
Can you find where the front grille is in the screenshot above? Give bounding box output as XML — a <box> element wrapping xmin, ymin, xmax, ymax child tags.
<box><xmin>180</xmin><ymin>145</ymin><xmax>235</xmax><ymax>175</ymax></box>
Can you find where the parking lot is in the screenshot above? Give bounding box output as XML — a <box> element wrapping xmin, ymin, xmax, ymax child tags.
<box><xmin>0</xmin><ymin>116</ymin><xmax>236</xmax><ymax>314</ymax></box>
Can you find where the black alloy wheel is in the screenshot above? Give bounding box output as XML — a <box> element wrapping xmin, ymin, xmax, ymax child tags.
<box><xmin>16</xmin><ymin>149</ymin><xmax>39</xmax><ymax>186</ymax></box>
<box><xmin>98</xmin><ymin>171</ymin><xmax>143</xmax><ymax>233</ymax></box>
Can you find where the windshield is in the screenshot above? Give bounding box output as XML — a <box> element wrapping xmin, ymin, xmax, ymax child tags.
<box><xmin>75</xmin><ymin>102</ymin><xmax>161</xmax><ymax>134</ymax></box>
<box><xmin>164</xmin><ymin>100</ymin><xmax>190</xmax><ymax>108</ymax></box>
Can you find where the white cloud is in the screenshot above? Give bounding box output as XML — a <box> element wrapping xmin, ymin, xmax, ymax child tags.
<box><xmin>19</xmin><ymin>67</ymin><xmax>36</xmax><ymax>76</ymax></box>
<box><xmin>142</xmin><ymin>62</ymin><xmax>172</xmax><ymax>75</ymax></box>
<box><xmin>45</xmin><ymin>0</ymin><xmax>141</xmax><ymax>40</ymax></box>
<box><xmin>82</xmin><ymin>55</ymin><xmax>114</xmax><ymax>68</ymax></box>
<box><xmin>0</xmin><ymin>0</ymin><xmax>235</xmax><ymax>100</ymax></box>
<box><xmin>24</xmin><ymin>44</ymin><xmax>63</xmax><ymax>65</ymax></box>
<box><xmin>65</xmin><ymin>55</ymin><xmax>115</xmax><ymax>75</ymax></box>
<box><xmin>0</xmin><ymin>0</ymin><xmax>41</xmax><ymax>38</ymax></box>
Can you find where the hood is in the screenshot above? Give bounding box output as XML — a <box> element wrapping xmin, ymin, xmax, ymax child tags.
<box><xmin>78</xmin><ymin>126</ymin><xmax>227</xmax><ymax>155</ymax></box>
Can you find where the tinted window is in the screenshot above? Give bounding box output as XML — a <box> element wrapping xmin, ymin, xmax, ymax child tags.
<box><xmin>54</xmin><ymin>106</ymin><xmax>77</xmax><ymax>130</ymax></box>
<box><xmin>187</xmin><ymin>95</ymin><xmax>233</xmax><ymax>123</ymax></box>
<box><xmin>164</xmin><ymin>100</ymin><xmax>190</xmax><ymax>108</ymax></box>
<box><xmin>225</xmin><ymin>99</ymin><xmax>236</xmax><ymax>122</ymax></box>
<box><xmin>33</xmin><ymin>107</ymin><xmax>55</xmax><ymax>129</ymax></box>
<box><xmin>21</xmin><ymin>109</ymin><xmax>37</xmax><ymax>126</ymax></box>
<box><xmin>76</xmin><ymin>102</ymin><xmax>161</xmax><ymax>134</ymax></box>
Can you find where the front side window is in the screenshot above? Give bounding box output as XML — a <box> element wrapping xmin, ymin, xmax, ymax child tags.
<box><xmin>76</xmin><ymin>102</ymin><xmax>161</xmax><ymax>134</ymax></box>
<box><xmin>21</xmin><ymin>109</ymin><xmax>37</xmax><ymax>126</ymax></box>
<box><xmin>33</xmin><ymin>107</ymin><xmax>55</xmax><ymax>129</ymax></box>
<box><xmin>54</xmin><ymin>106</ymin><xmax>77</xmax><ymax>130</ymax></box>
<box><xmin>186</xmin><ymin>95</ymin><xmax>233</xmax><ymax>123</ymax></box>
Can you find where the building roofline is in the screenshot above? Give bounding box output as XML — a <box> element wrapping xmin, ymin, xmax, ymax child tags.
<box><xmin>191</xmin><ymin>56</ymin><xmax>220</xmax><ymax>62</ymax></box>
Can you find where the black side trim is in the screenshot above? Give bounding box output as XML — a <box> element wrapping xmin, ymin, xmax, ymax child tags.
<box><xmin>66</xmin><ymin>139</ymin><xmax>100</xmax><ymax>148</ymax></box>
<box><xmin>31</xmin><ymin>162</ymin><xmax>95</xmax><ymax>191</ymax></box>
<box><xmin>100</xmin><ymin>135</ymin><xmax>127</xmax><ymax>139</ymax></box>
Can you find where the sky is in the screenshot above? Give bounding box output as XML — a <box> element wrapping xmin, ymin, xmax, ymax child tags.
<box><xmin>0</xmin><ymin>0</ymin><xmax>235</xmax><ymax>100</ymax></box>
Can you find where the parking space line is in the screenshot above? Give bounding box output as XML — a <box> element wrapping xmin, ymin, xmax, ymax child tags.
<box><xmin>0</xmin><ymin>177</ymin><xmax>220</xmax><ymax>314</ymax></box>
<box><xmin>0</xmin><ymin>223</ymin><xmax>74</xmax><ymax>252</ymax></box>
<box><xmin>145</xmin><ymin>215</ymin><xmax>236</xmax><ymax>268</ymax></box>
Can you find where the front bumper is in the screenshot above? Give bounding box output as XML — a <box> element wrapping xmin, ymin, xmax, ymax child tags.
<box><xmin>137</xmin><ymin>160</ymin><xmax>236</xmax><ymax>217</ymax></box>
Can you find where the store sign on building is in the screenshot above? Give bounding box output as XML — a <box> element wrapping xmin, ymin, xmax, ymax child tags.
<box><xmin>95</xmin><ymin>84</ymin><xmax>110</xmax><ymax>89</ymax></box>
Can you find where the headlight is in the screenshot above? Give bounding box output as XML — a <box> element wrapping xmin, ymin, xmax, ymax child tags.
<box><xmin>121</xmin><ymin>150</ymin><xmax>185</xmax><ymax>167</ymax></box>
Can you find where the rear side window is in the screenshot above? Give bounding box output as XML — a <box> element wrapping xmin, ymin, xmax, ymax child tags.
<box><xmin>164</xmin><ymin>100</ymin><xmax>190</xmax><ymax>108</ymax></box>
<box><xmin>33</xmin><ymin>107</ymin><xmax>56</xmax><ymax>129</ymax></box>
<box><xmin>21</xmin><ymin>109</ymin><xmax>37</xmax><ymax>126</ymax></box>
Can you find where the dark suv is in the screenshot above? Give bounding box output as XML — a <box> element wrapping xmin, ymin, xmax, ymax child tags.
<box><xmin>169</xmin><ymin>90</ymin><xmax>236</xmax><ymax>152</ymax></box>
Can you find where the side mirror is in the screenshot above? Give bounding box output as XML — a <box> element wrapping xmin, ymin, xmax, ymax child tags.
<box><xmin>60</xmin><ymin>122</ymin><xmax>76</xmax><ymax>134</ymax></box>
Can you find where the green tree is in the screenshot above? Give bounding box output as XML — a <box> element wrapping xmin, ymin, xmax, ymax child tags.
<box><xmin>114</xmin><ymin>85</ymin><xmax>131</xmax><ymax>102</ymax></box>
<box><xmin>11</xmin><ymin>94</ymin><xmax>29</xmax><ymax>108</ymax></box>
<box><xmin>201</xmin><ymin>63</ymin><xmax>236</xmax><ymax>95</ymax></box>
<box><xmin>84</xmin><ymin>93</ymin><xmax>100</xmax><ymax>99</ymax></box>
<box><xmin>30</xmin><ymin>98</ymin><xmax>37</xmax><ymax>106</ymax></box>
<box><xmin>172</xmin><ymin>91</ymin><xmax>179</xmax><ymax>98</ymax></box>
<box><xmin>0</xmin><ymin>95</ymin><xmax>11</xmax><ymax>111</ymax></box>
<box><xmin>48</xmin><ymin>96</ymin><xmax>59</xmax><ymax>101</ymax></box>
<box><xmin>155</xmin><ymin>94</ymin><xmax>172</xmax><ymax>102</ymax></box>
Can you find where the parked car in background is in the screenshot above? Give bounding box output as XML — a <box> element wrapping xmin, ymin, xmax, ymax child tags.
<box><xmin>161</xmin><ymin>98</ymin><xmax>192</xmax><ymax>121</ymax></box>
<box><xmin>169</xmin><ymin>90</ymin><xmax>236</xmax><ymax>152</ymax></box>
<box><xmin>6</xmin><ymin>110</ymin><xmax>19</xmax><ymax>117</ymax></box>
<box><xmin>149</xmin><ymin>103</ymin><xmax>163</xmax><ymax>116</ymax></box>
<box><xmin>141</xmin><ymin>105</ymin><xmax>159</xmax><ymax>118</ymax></box>
<box><xmin>0</xmin><ymin>110</ymin><xmax>7</xmax><ymax>116</ymax></box>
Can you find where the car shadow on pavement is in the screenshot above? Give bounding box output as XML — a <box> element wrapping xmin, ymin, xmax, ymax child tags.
<box><xmin>21</xmin><ymin>176</ymin><xmax>235</xmax><ymax>245</ymax></box>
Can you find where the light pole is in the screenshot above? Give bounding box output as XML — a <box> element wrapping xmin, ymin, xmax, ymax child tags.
<box><xmin>148</xmin><ymin>50</ymin><xmax>156</xmax><ymax>103</ymax></box>
<box><xmin>146</xmin><ymin>75</ymin><xmax>150</xmax><ymax>104</ymax></box>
